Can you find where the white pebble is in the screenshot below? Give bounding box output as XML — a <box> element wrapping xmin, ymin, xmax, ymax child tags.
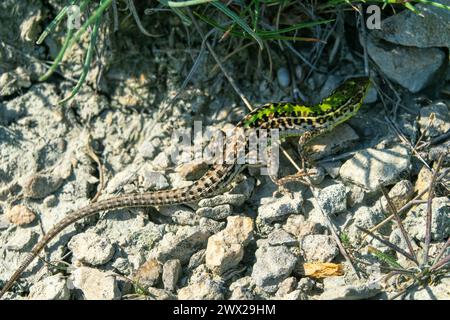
<box><xmin>277</xmin><ymin>67</ymin><xmax>290</xmax><ymax>88</ymax></box>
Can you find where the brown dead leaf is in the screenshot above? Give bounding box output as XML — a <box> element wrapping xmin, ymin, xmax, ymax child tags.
<box><xmin>303</xmin><ymin>262</ymin><xmax>344</xmax><ymax>279</ymax></box>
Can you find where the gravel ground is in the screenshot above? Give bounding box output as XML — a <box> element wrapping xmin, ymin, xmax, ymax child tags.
<box><xmin>0</xmin><ymin>1</ymin><xmax>449</xmax><ymax>300</ymax></box>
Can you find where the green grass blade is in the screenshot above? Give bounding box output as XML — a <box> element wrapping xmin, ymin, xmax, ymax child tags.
<box><xmin>167</xmin><ymin>0</ymin><xmax>213</xmax><ymax>7</ymax></box>
<box><xmin>59</xmin><ymin>3</ymin><xmax>103</xmax><ymax>104</ymax></box>
<box><xmin>357</xmin><ymin>226</ymin><xmax>418</xmax><ymax>264</ymax></box>
<box><xmin>368</xmin><ymin>246</ymin><xmax>405</xmax><ymax>270</ymax></box>
<box><xmin>66</xmin><ymin>0</ymin><xmax>113</xmax><ymax>53</ymax></box>
<box><xmin>211</xmin><ymin>1</ymin><xmax>264</xmax><ymax>50</ymax></box>
<box><xmin>39</xmin><ymin>28</ymin><xmax>75</xmax><ymax>81</ymax></box>
<box><xmin>257</xmin><ymin>19</ymin><xmax>334</xmax><ymax>36</ymax></box>
<box><xmin>36</xmin><ymin>0</ymin><xmax>81</xmax><ymax>45</ymax></box>
<box><xmin>195</xmin><ymin>12</ymin><xmax>323</xmax><ymax>42</ymax></box>
<box><xmin>418</xmin><ymin>0</ymin><xmax>450</xmax><ymax>11</ymax></box>
<box><xmin>38</xmin><ymin>0</ymin><xmax>97</xmax><ymax>81</ymax></box>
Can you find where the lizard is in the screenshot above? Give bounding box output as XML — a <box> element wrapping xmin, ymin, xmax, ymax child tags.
<box><xmin>0</xmin><ymin>76</ymin><xmax>370</xmax><ymax>299</ymax></box>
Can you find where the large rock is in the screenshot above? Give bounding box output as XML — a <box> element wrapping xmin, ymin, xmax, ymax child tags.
<box><xmin>372</xmin><ymin>0</ymin><xmax>450</xmax><ymax>48</ymax></box>
<box><xmin>340</xmin><ymin>145</ymin><xmax>411</xmax><ymax>191</ymax></box>
<box><xmin>367</xmin><ymin>36</ymin><xmax>446</xmax><ymax>93</ymax></box>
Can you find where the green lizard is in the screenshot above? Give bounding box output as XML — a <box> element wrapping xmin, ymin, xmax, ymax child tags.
<box><xmin>0</xmin><ymin>77</ymin><xmax>370</xmax><ymax>298</ymax></box>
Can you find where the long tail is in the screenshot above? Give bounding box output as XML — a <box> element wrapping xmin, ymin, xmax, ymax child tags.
<box><xmin>0</xmin><ymin>185</ymin><xmax>203</xmax><ymax>298</ymax></box>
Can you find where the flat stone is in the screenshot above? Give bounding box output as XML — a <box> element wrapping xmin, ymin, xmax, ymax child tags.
<box><xmin>346</xmin><ymin>184</ymin><xmax>366</xmax><ymax>207</ymax></box>
<box><xmin>68</xmin><ymin>232</ymin><xmax>115</xmax><ymax>266</ymax></box>
<box><xmin>158</xmin><ymin>205</ymin><xmax>199</xmax><ymax>225</ymax></box>
<box><xmin>300</xmin><ymin>235</ymin><xmax>339</xmax><ymax>262</ymax></box>
<box><xmin>348</xmin><ymin>206</ymin><xmax>386</xmax><ymax>242</ymax></box>
<box><xmin>257</xmin><ymin>193</ymin><xmax>303</xmax><ymax>224</ymax></box>
<box><xmin>321</xmin><ymin>161</ymin><xmax>342</xmax><ymax>179</ymax></box>
<box><xmin>340</xmin><ymin>145</ymin><xmax>411</xmax><ymax>191</ymax></box>
<box><xmin>70</xmin><ymin>267</ymin><xmax>120</xmax><ymax>300</ymax></box>
<box><xmin>5</xmin><ymin>228</ymin><xmax>37</xmax><ymax>251</ymax></box>
<box><xmin>138</xmin><ymin>140</ymin><xmax>157</xmax><ymax>160</ymax></box>
<box><xmin>196</xmin><ymin>204</ymin><xmax>233</xmax><ymax>220</ymax></box>
<box><xmin>140</xmin><ymin>170</ymin><xmax>169</xmax><ymax>191</ymax></box>
<box><xmin>156</xmin><ymin>226</ymin><xmax>211</xmax><ymax>264</ymax></box>
<box><xmin>187</xmin><ymin>249</ymin><xmax>206</xmax><ymax>271</ymax></box>
<box><xmin>151</xmin><ymin>152</ymin><xmax>172</xmax><ymax>170</ymax></box>
<box><xmin>268</xmin><ymin>229</ymin><xmax>298</xmax><ymax>247</ymax></box>
<box><xmin>198</xmin><ymin>194</ymin><xmax>247</xmax><ymax>208</ymax></box>
<box><xmin>177</xmin><ymin>160</ymin><xmax>209</xmax><ymax>181</ymax></box>
<box><xmin>275</xmin><ymin>277</ymin><xmax>297</xmax><ymax>298</ymax></box>
<box><xmin>29</xmin><ymin>274</ymin><xmax>70</xmax><ymax>300</ymax></box>
<box><xmin>21</xmin><ymin>168</ymin><xmax>69</xmax><ymax>199</ymax></box>
<box><xmin>319</xmin><ymin>277</ymin><xmax>381</xmax><ymax>300</ymax></box>
<box><xmin>177</xmin><ymin>279</ymin><xmax>224</xmax><ymax>300</ymax></box>
<box><xmin>415</xmin><ymin>166</ymin><xmax>433</xmax><ymax>199</ymax></box>
<box><xmin>282</xmin><ymin>214</ymin><xmax>321</xmax><ymax>239</ymax></box>
<box><xmin>43</xmin><ymin>195</ymin><xmax>58</xmax><ymax>207</ymax></box>
<box><xmin>380</xmin><ymin>180</ymin><xmax>414</xmax><ymax>213</ymax></box>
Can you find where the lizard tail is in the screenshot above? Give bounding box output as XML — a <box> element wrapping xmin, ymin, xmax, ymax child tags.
<box><xmin>0</xmin><ymin>187</ymin><xmax>200</xmax><ymax>299</ymax></box>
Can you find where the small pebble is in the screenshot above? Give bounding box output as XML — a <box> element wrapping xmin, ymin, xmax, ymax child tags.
<box><xmin>300</xmin><ymin>235</ymin><xmax>339</xmax><ymax>262</ymax></box>
<box><xmin>257</xmin><ymin>193</ymin><xmax>303</xmax><ymax>224</ymax></box>
<box><xmin>5</xmin><ymin>205</ymin><xmax>36</xmax><ymax>226</ymax></box>
<box><xmin>268</xmin><ymin>229</ymin><xmax>298</xmax><ymax>247</ymax></box>
<box><xmin>196</xmin><ymin>204</ymin><xmax>233</xmax><ymax>220</ymax></box>
<box><xmin>295</xmin><ymin>65</ymin><xmax>303</xmax><ymax>81</ymax></box>
<box><xmin>162</xmin><ymin>259</ymin><xmax>182</xmax><ymax>291</ymax></box>
<box><xmin>317</xmin><ymin>183</ymin><xmax>347</xmax><ymax>215</ymax></box>
<box><xmin>43</xmin><ymin>195</ymin><xmax>58</xmax><ymax>207</ymax></box>
<box><xmin>277</xmin><ymin>67</ymin><xmax>291</xmax><ymax>88</ymax></box>
<box><xmin>198</xmin><ymin>194</ymin><xmax>246</xmax><ymax>208</ymax></box>
<box><xmin>178</xmin><ymin>279</ymin><xmax>225</xmax><ymax>300</ymax></box>
<box><xmin>134</xmin><ymin>259</ymin><xmax>162</xmax><ymax>289</ymax></box>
